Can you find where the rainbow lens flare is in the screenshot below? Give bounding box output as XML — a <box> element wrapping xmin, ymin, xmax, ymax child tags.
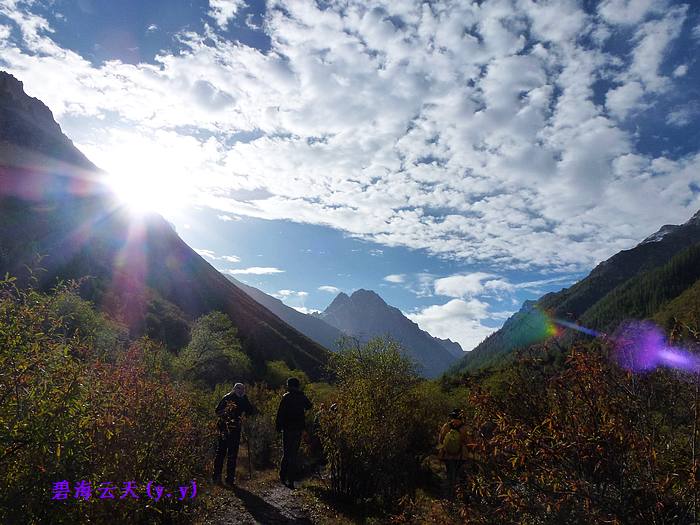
<box><xmin>505</xmin><ymin>305</ymin><xmax>560</xmax><ymax>348</ymax></box>
<box><xmin>514</xmin><ymin>305</ymin><xmax>699</xmax><ymax>376</ymax></box>
<box><xmin>613</xmin><ymin>321</ymin><xmax>700</xmax><ymax>374</ymax></box>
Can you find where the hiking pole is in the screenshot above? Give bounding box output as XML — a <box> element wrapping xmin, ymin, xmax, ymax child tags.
<box><xmin>245</xmin><ymin>421</ymin><xmax>253</xmax><ymax>480</ymax></box>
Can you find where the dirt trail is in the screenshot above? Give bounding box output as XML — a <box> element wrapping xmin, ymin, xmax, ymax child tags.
<box><xmin>203</xmin><ymin>478</ymin><xmax>319</xmax><ymax>525</ymax></box>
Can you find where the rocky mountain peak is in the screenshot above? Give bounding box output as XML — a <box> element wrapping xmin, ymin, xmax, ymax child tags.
<box><xmin>0</xmin><ymin>70</ymin><xmax>95</xmax><ymax>170</ymax></box>
<box><xmin>349</xmin><ymin>289</ymin><xmax>387</xmax><ymax>306</ymax></box>
<box><xmin>685</xmin><ymin>209</ymin><xmax>700</xmax><ymax>226</ymax></box>
<box><xmin>0</xmin><ymin>71</ymin><xmax>62</xmax><ymax>135</ymax></box>
<box><xmin>0</xmin><ymin>71</ymin><xmax>25</xmax><ymax>99</ymax></box>
<box><xmin>325</xmin><ymin>291</ymin><xmax>350</xmax><ymax>312</ymax></box>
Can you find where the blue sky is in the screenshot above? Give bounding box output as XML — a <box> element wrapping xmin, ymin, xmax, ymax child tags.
<box><xmin>1</xmin><ymin>0</ymin><xmax>699</xmax><ymax>351</ymax></box>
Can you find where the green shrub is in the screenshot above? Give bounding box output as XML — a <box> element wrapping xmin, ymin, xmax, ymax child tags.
<box><xmin>0</xmin><ymin>277</ymin><xmax>209</xmax><ymax>524</ymax></box>
<box><xmin>174</xmin><ymin>311</ymin><xmax>251</xmax><ymax>387</ymax></box>
<box><xmin>245</xmin><ymin>383</ymin><xmax>284</xmax><ymax>469</ymax></box>
<box><xmin>319</xmin><ymin>338</ymin><xmax>441</xmax><ymax>506</ymax></box>
<box><xmin>263</xmin><ymin>359</ymin><xmax>309</xmax><ymax>389</ymax></box>
<box><xmin>0</xmin><ymin>278</ymin><xmax>91</xmax><ymax>523</ymax></box>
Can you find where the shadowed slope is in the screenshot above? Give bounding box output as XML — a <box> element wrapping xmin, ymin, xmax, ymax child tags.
<box><xmin>0</xmin><ymin>71</ymin><xmax>328</xmax><ymax>379</ymax></box>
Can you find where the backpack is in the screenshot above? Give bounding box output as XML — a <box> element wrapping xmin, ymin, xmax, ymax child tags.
<box><xmin>442</xmin><ymin>427</ymin><xmax>462</xmax><ymax>456</ymax></box>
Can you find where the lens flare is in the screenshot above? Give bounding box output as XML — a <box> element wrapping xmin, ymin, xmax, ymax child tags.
<box><xmin>552</xmin><ymin>318</ymin><xmax>602</xmax><ymax>338</ymax></box>
<box><xmin>613</xmin><ymin>321</ymin><xmax>700</xmax><ymax>374</ymax></box>
<box><xmin>516</xmin><ymin>308</ymin><xmax>698</xmax><ymax>376</ymax></box>
<box><xmin>506</xmin><ymin>305</ymin><xmax>560</xmax><ymax>348</ymax></box>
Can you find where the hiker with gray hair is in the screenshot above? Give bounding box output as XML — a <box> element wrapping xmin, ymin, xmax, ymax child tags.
<box><xmin>213</xmin><ymin>382</ymin><xmax>257</xmax><ymax>487</ymax></box>
<box><xmin>275</xmin><ymin>377</ymin><xmax>312</xmax><ymax>489</ymax></box>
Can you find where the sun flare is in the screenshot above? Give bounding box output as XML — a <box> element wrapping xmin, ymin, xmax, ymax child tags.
<box><xmin>106</xmin><ymin>170</ymin><xmax>187</xmax><ymax>217</ymax></box>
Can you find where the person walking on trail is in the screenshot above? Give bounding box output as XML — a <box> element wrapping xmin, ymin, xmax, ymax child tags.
<box><xmin>275</xmin><ymin>377</ymin><xmax>312</xmax><ymax>489</ymax></box>
<box><xmin>213</xmin><ymin>382</ymin><xmax>257</xmax><ymax>487</ymax></box>
<box><xmin>438</xmin><ymin>408</ymin><xmax>469</xmax><ymax>499</ymax></box>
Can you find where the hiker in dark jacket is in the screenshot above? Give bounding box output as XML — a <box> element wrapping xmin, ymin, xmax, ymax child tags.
<box><xmin>275</xmin><ymin>377</ymin><xmax>312</xmax><ymax>488</ymax></box>
<box><xmin>213</xmin><ymin>383</ymin><xmax>257</xmax><ymax>486</ymax></box>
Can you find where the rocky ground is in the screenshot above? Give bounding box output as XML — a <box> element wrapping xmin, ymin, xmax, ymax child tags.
<box><xmin>194</xmin><ymin>469</ymin><xmax>356</xmax><ymax>525</ymax></box>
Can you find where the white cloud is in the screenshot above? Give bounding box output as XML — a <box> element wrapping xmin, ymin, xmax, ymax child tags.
<box><xmin>274</xmin><ymin>289</ymin><xmax>308</xmax><ymax>298</ymax></box>
<box><xmin>0</xmin><ymin>0</ymin><xmax>697</xmax><ymax>275</ymax></box>
<box><xmin>272</xmin><ymin>289</ymin><xmax>310</xmax><ymax>310</ymax></box>
<box><xmin>217</xmin><ymin>214</ymin><xmax>241</xmax><ymax>221</ymax></box>
<box><xmin>146</xmin><ymin>24</ymin><xmax>158</xmax><ymax>33</ymax></box>
<box><xmin>383</xmin><ymin>274</ymin><xmax>406</xmax><ymax>283</ymax></box>
<box><xmin>194</xmin><ymin>248</ymin><xmax>240</xmax><ymax>263</ymax></box>
<box><xmin>598</xmin><ymin>0</ymin><xmax>666</xmax><ymax>25</ymax></box>
<box><xmin>208</xmin><ymin>0</ymin><xmax>246</xmax><ymax>30</ymax></box>
<box><xmin>407</xmin><ymin>299</ymin><xmax>501</xmax><ymax>352</ymax></box>
<box><xmin>319</xmin><ymin>285</ymin><xmax>341</xmax><ymax>294</ymax></box>
<box><xmin>606</xmin><ymin>81</ymin><xmax>645</xmax><ymax>119</ymax></box>
<box><xmin>627</xmin><ymin>6</ymin><xmax>687</xmax><ymax>92</ymax></box>
<box><xmin>195</xmin><ymin>248</ymin><xmax>217</xmax><ymax>260</ymax></box>
<box><xmin>434</xmin><ymin>273</ymin><xmax>513</xmax><ymax>299</ymax></box>
<box><xmin>292</xmin><ymin>306</ymin><xmax>320</xmax><ymax>315</ymax></box>
<box><xmin>672</xmin><ymin>64</ymin><xmax>688</xmax><ymax>78</ymax></box>
<box><xmin>224</xmin><ymin>267</ymin><xmax>284</xmax><ymax>275</ymax></box>
<box><xmin>666</xmin><ymin>103</ymin><xmax>700</xmax><ymax>127</ymax></box>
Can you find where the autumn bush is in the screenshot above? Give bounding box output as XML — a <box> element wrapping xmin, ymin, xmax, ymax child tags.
<box><xmin>0</xmin><ymin>277</ymin><xmax>209</xmax><ymax>524</ymax></box>
<box><xmin>319</xmin><ymin>338</ymin><xmax>451</xmax><ymax>507</ymax></box>
<box><xmin>457</xmin><ymin>340</ymin><xmax>700</xmax><ymax>524</ymax></box>
<box><xmin>244</xmin><ymin>382</ymin><xmax>284</xmax><ymax>469</ymax></box>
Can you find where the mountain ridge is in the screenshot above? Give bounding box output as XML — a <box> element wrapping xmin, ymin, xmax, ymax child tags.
<box><xmin>225</xmin><ymin>275</ymin><xmax>345</xmax><ymax>351</ymax></box>
<box><xmin>318</xmin><ymin>288</ymin><xmax>459</xmax><ymax>378</ymax></box>
<box><xmin>453</xmin><ymin>210</ymin><xmax>700</xmax><ymax>373</ymax></box>
<box><xmin>0</xmin><ymin>71</ymin><xmax>329</xmax><ymax>379</ymax></box>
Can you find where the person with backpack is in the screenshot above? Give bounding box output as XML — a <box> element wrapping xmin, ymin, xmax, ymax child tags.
<box><xmin>275</xmin><ymin>377</ymin><xmax>312</xmax><ymax>489</ymax></box>
<box><xmin>438</xmin><ymin>408</ymin><xmax>469</xmax><ymax>498</ymax></box>
<box><xmin>212</xmin><ymin>382</ymin><xmax>257</xmax><ymax>487</ymax></box>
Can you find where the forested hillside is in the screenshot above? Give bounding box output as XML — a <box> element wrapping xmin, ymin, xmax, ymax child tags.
<box><xmin>454</xmin><ymin>214</ymin><xmax>700</xmax><ymax>374</ymax></box>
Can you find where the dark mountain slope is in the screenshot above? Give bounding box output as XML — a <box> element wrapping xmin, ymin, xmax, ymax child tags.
<box><xmin>0</xmin><ymin>71</ymin><xmax>328</xmax><ymax>379</ymax></box>
<box><xmin>455</xmin><ymin>212</ymin><xmax>700</xmax><ymax>373</ymax></box>
<box><xmin>225</xmin><ymin>275</ymin><xmax>345</xmax><ymax>351</ymax></box>
<box><xmin>653</xmin><ymin>278</ymin><xmax>700</xmax><ymax>330</ymax></box>
<box><xmin>435</xmin><ymin>337</ymin><xmax>465</xmax><ymax>360</ymax></box>
<box><xmin>318</xmin><ymin>289</ymin><xmax>458</xmax><ymax>378</ymax></box>
<box><xmin>538</xmin><ymin>213</ymin><xmax>700</xmax><ymax>318</ymax></box>
<box><xmin>580</xmin><ymin>242</ymin><xmax>700</xmax><ymax>333</ymax></box>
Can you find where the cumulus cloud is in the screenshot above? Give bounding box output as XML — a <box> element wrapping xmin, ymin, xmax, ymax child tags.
<box><xmin>407</xmin><ymin>299</ymin><xmax>501</xmax><ymax>352</ymax></box>
<box><xmin>292</xmin><ymin>306</ymin><xmax>320</xmax><ymax>315</ymax></box>
<box><xmin>625</xmin><ymin>6</ymin><xmax>687</xmax><ymax>93</ymax></box>
<box><xmin>208</xmin><ymin>0</ymin><xmax>246</xmax><ymax>30</ymax></box>
<box><xmin>598</xmin><ymin>0</ymin><xmax>666</xmax><ymax>25</ymax></box>
<box><xmin>1</xmin><ymin>0</ymin><xmax>698</xmax><ymax>273</ymax></box>
<box><xmin>271</xmin><ymin>289</ymin><xmax>310</xmax><ymax>310</ymax></box>
<box><xmin>434</xmin><ymin>273</ymin><xmax>513</xmax><ymax>299</ymax></box>
<box><xmin>223</xmin><ymin>267</ymin><xmax>284</xmax><ymax>275</ymax></box>
<box><xmin>673</xmin><ymin>64</ymin><xmax>688</xmax><ymax>78</ymax></box>
<box><xmin>274</xmin><ymin>289</ymin><xmax>308</xmax><ymax>298</ymax></box>
<box><xmin>319</xmin><ymin>285</ymin><xmax>341</xmax><ymax>294</ymax></box>
<box><xmin>606</xmin><ymin>81</ymin><xmax>645</xmax><ymax>120</ymax></box>
<box><xmin>383</xmin><ymin>274</ymin><xmax>406</xmax><ymax>284</ymax></box>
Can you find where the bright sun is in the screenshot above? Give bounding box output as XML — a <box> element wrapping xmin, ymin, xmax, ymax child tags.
<box><xmin>106</xmin><ymin>171</ymin><xmax>186</xmax><ymax>217</ymax></box>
